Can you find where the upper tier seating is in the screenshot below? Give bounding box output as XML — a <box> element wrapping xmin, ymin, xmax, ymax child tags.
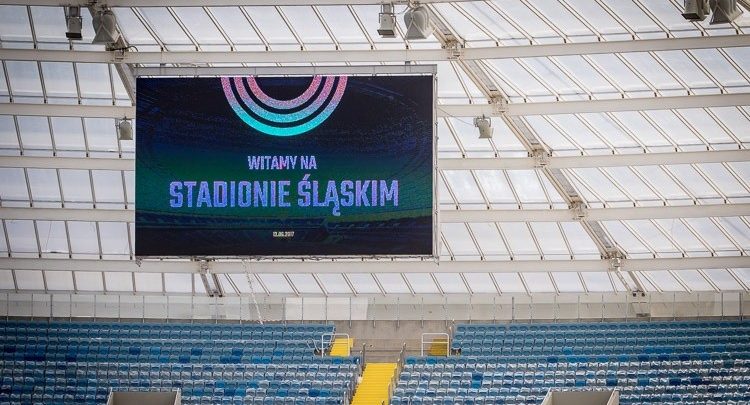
<box><xmin>0</xmin><ymin>321</ymin><xmax>358</xmax><ymax>405</ymax></box>
<box><xmin>392</xmin><ymin>320</ymin><xmax>750</xmax><ymax>405</ymax></box>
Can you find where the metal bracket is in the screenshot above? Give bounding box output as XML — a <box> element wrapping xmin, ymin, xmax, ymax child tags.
<box><xmin>444</xmin><ymin>40</ymin><xmax>463</xmax><ymax>60</ymax></box>
<box><xmin>570</xmin><ymin>201</ymin><xmax>587</xmax><ymax>220</ymax></box>
<box><xmin>490</xmin><ymin>97</ymin><xmax>508</xmax><ymax>115</ymax></box>
<box><xmin>531</xmin><ymin>148</ymin><xmax>550</xmax><ymax>168</ymax></box>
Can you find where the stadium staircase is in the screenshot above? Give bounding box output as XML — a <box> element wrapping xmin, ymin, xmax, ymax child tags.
<box><xmin>0</xmin><ymin>320</ymin><xmax>360</xmax><ymax>405</ymax></box>
<box><xmin>351</xmin><ymin>362</ymin><xmax>397</xmax><ymax>405</ymax></box>
<box><xmin>392</xmin><ymin>320</ymin><xmax>750</xmax><ymax>405</ymax></box>
<box><xmin>428</xmin><ymin>337</ymin><xmax>449</xmax><ymax>357</ymax></box>
<box><xmin>329</xmin><ymin>337</ymin><xmax>354</xmax><ymax>357</ymax></box>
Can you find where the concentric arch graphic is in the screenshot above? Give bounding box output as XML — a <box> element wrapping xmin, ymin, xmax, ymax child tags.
<box><xmin>221</xmin><ymin>75</ymin><xmax>348</xmax><ymax>137</ymax></box>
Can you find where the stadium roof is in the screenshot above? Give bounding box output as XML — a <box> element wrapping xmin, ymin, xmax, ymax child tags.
<box><xmin>0</xmin><ymin>0</ymin><xmax>749</xmax><ymax>297</ymax></box>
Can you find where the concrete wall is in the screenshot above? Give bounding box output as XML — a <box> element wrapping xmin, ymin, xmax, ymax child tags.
<box><xmin>110</xmin><ymin>392</ymin><xmax>178</xmax><ymax>405</ymax></box>
<box><xmin>544</xmin><ymin>391</ymin><xmax>616</xmax><ymax>405</ymax></box>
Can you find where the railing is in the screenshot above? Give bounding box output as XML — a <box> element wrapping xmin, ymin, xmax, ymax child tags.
<box><xmin>420</xmin><ymin>332</ymin><xmax>450</xmax><ymax>357</ymax></box>
<box><xmin>3</xmin><ymin>291</ymin><xmax>747</xmax><ymax>322</ymax></box>
<box><xmin>607</xmin><ymin>390</ymin><xmax>620</xmax><ymax>405</ymax></box>
<box><xmin>320</xmin><ymin>332</ymin><xmax>350</xmax><ymax>357</ymax></box>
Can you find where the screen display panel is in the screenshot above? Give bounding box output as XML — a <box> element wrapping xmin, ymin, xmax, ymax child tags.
<box><xmin>135</xmin><ymin>75</ymin><xmax>435</xmax><ymax>256</ymax></box>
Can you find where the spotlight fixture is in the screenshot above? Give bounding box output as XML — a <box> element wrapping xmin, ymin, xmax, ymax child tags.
<box><xmin>92</xmin><ymin>8</ymin><xmax>120</xmax><ymax>45</ymax></box>
<box><xmin>404</xmin><ymin>5</ymin><xmax>432</xmax><ymax>40</ymax></box>
<box><xmin>682</xmin><ymin>0</ymin><xmax>710</xmax><ymax>20</ymax></box>
<box><xmin>682</xmin><ymin>0</ymin><xmax>744</xmax><ymax>23</ymax></box>
<box><xmin>709</xmin><ymin>0</ymin><xmax>744</xmax><ymax>24</ymax></box>
<box><xmin>65</xmin><ymin>5</ymin><xmax>83</xmax><ymax>40</ymax></box>
<box><xmin>474</xmin><ymin>115</ymin><xmax>493</xmax><ymax>139</ymax></box>
<box><xmin>116</xmin><ymin>118</ymin><xmax>133</xmax><ymax>141</ymax></box>
<box><xmin>378</xmin><ymin>3</ymin><xmax>397</xmax><ymax>38</ymax></box>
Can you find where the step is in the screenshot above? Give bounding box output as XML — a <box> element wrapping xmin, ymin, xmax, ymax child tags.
<box><xmin>351</xmin><ymin>363</ymin><xmax>397</xmax><ymax>405</ymax></box>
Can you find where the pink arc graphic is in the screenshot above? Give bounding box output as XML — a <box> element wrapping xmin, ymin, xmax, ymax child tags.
<box><xmin>221</xmin><ymin>75</ymin><xmax>347</xmax><ymax>137</ymax></box>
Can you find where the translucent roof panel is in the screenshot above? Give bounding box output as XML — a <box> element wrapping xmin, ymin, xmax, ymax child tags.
<box><xmin>1</xmin><ymin>0</ymin><xmax>749</xmax><ymax>300</ymax></box>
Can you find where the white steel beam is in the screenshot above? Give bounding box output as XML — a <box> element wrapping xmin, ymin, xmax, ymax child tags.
<box><xmin>2</xmin><ymin>93</ymin><xmax>747</xmax><ymax>119</ymax></box>
<box><xmin>1</xmin><ymin>256</ymin><xmax>748</xmax><ymax>274</ymax></box>
<box><xmin>1</xmin><ymin>35</ymin><xmax>747</xmax><ymax>63</ymax></box>
<box><xmin>0</xmin><ymin>156</ymin><xmax>134</xmax><ymax>171</ymax></box>
<box><xmin>439</xmin><ymin>150</ymin><xmax>750</xmax><ymax>170</ymax></box>
<box><xmin>438</xmin><ymin>93</ymin><xmax>750</xmax><ymax>116</ymax></box>
<box><xmin>0</xmin><ymin>0</ymin><xmax>472</xmax><ymax>6</ymax></box>
<box><xmin>441</xmin><ymin>204</ymin><xmax>750</xmax><ymax>222</ymax></box>
<box><xmin>3</xmin><ymin>203</ymin><xmax>748</xmax><ymax>223</ymax></box>
<box><xmin>4</xmin><ymin>150</ymin><xmax>747</xmax><ymax>171</ymax></box>
<box><xmin>0</xmin><ymin>103</ymin><xmax>135</xmax><ymax>119</ymax></box>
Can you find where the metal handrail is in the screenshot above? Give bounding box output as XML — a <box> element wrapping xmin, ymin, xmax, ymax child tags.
<box><xmin>420</xmin><ymin>332</ymin><xmax>450</xmax><ymax>357</ymax></box>
<box><xmin>321</xmin><ymin>332</ymin><xmax>350</xmax><ymax>357</ymax></box>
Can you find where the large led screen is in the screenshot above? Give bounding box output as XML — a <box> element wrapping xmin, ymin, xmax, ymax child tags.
<box><xmin>135</xmin><ymin>75</ymin><xmax>434</xmax><ymax>256</ymax></box>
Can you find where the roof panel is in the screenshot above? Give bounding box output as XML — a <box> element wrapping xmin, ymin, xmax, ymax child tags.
<box><xmin>530</xmin><ymin>222</ymin><xmax>569</xmax><ymax>257</ymax></box>
<box><xmin>171</xmin><ymin>8</ymin><xmax>227</xmax><ymax>46</ymax></box>
<box><xmin>375</xmin><ymin>273</ymin><xmax>410</xmax><ymax>294</ymax></box>
<box><xmin>498</xmin><ymin>222</ymin><xmax>539</xmax><ymax>257</ymax></box>
<box><xmin>27</xmin><ymin>169</ymin><xmax>61</xmax><ymax>203</ymax></box>
<box><xmin>0</xmin><ymin>168</ymin><xmax>29</xmax><ymax>203</ymax></box>
<box><xmin>581</xmin><ymin>271</ymin><xmax>614</xmax><ymax>292</ymax></box>
<box><xmin>495</xmin><ymin>0</ymin><xmax>556</xmax><ymax>39</ymax></box>
<box><xmin>244</xmin><ymin>6</ymin><xmax>298</xmax><ymax>47</ymax></box>
<box><xmin>14</xmin><ymin>269</ymin><xmax>44</xmax><ymax>290</ymax></box>
<box><xmin>29</xmin><ymin>6</ymin><xmax>67</xmax><ymax>45</ymax></box>
<box><xmin>36</xmin><ymin>221</ymin><xmax>68</xmax><ymax>256</ymax></box>
<box><xmin>463</xmin><ymin>273</ymin><xmax>498</xmax><ymax>294</ymax></box>
<box><xmin>441</xmin><ymin>223</ymin><xmax>479</xmax><ymax>257</ymax></box>
<box><xmin>523</xmin><ymin>272</ymin><xmax>555</xmax><ymax>293</ymax></box>
<box><xmin>112</xmin><ymin>8</ymin><xmax>159</xmax><ymax>46</ymax></box>
<box><xmin>134</xmin><ymin>273</ymin><xmax>162</xmax><ymax>293</ymax></box>
<box><xmin>287</xmin><ymin>273</ymin><xmax>321</xmax><ymax>294</ymax></box>
<box><xmin>434</xmin><ymin>273</ymin><xmax>468</xmax><ymax>294</ymax></box>
<box><xmin>703</xmin><ymin>268</ymin><xmax>742</xmax><ymax>290</ymax></box>
<box><xmin>346</xmin><ymin>273</ymin><xmax>380</xmax><ymax>294</ymax></box>
<box><xmin>45</xmin><ymin>270</ymin><xmax>74</xmax><ymax>291</ymax></box>
<box><xmin>66</xmin><ymin>221</ymin><xmax>99</xmax><ymax>255</ymax></box>
<box><xmin>455</xmin><ymin>2</ymin><xmax>524</xmax><ymax>41</ymax></box>
<box><xmin>678</xmin><ymin>270</ymin><xmax>715</xmax><ymax>291</ymax></box>
<box><xmin>74</xmin><ymin>271</ymin><xmax>103</xmax><ymax>291</ymax></box>
<box><xmin>315</xmin><ymin>273</ymin><xmax>351</xmax><ymax>294</ymax></box>
<box><xmin>5</xmin><ymin>220</ymin><xmax>37</xmax><ymax>255</ymax></box>
<box><xmin>468</xmin><ymin>223</ymin><xmax>509</xmax><ymax>258</ymax></box>
<box><xmin>164</xmin><ymin>273</ymin><xmax>193</xmax><ymax>293</ymax></box>
<box><xmin>685</xmin><ymin>218</ymin><xmax>738</xmax><ymax>252</ymax></box>
<box><xmin>104</xmin><ymin>271</ymin><xmax>133</xmax><ymax>292</ymax></box>
<box><xmin>0</xmin><ymin>5</ymin><xmax>32</xmax><ymax>43</ymax></box>
<box><xmin>136</xmin><ymin>7</ymin><xmax>193</xmax><ymax>46</ymax></box>
<box><xmin>280</xmin><ymin>6</ymin><xmax>333</xmax><ymax>46</ymax></box>
<box><xmin>0</xmin><ymin>116</ymin><xmax>17</xmax><ymax>151</ymax></box>
<box><xmin>551</xmin><ymin>272</ymin><xmax>583</xmax><ymax>292</ymax></box>
<box><xmin>0</xmin><ymin>270</ymin><xmax>14</xmax><ymax>289</ymax></box>
<box><xmin>17</xmin><ymin>116</ymin><xmax>52</xmax><ymax>152</ymax></box>
<box><xmin>492</xmin><ymin>273</ymin><xmax>526</xmax><ymax>293</ymax></box>
<box><xmin>257</xmin><ymin>274</ymin><xmax>293</xmax><ymax>294</ymax></box>
<box><xmin>404</xmin><ymin>273</ymin><xmax>438</xmax><ymax>294</ymax></box>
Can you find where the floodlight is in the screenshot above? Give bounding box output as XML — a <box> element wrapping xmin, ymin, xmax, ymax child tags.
<box><xmin>117</xmin><ymin>118</ymin><xmax>132</xmax><ymax>141</ymax></box>
<box><xmin>92</xmin><ymin>8</ymin><xmax>120</xmax><ymax>45</ymax></box>
<box><xmin>710</xmin><ymin>0</ymin><xmax>744</xmax><ymax>24</ymax></box>
<box><xmin>682</xmin><ymin>0</ymin><xmax>710</xmax><ymax>21</ymax></box>
<box><xmin>378</xmin><ymin>3</ymin><xmax>397</xmax><ymax>38</ymax></box>
<box><xmin>65</xmin><ymin>6</ymin><xmax>83</xmax><ymax>40</ymax></box>
<box><xmin>474</xmin><ymin>115</ymin><xmax>493</xmax><ymax>139</ymax></box>
<box><xmin>404</xmin><ymin>5</ymin><xmax>432</xmax><ymax>40</ymax></box>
